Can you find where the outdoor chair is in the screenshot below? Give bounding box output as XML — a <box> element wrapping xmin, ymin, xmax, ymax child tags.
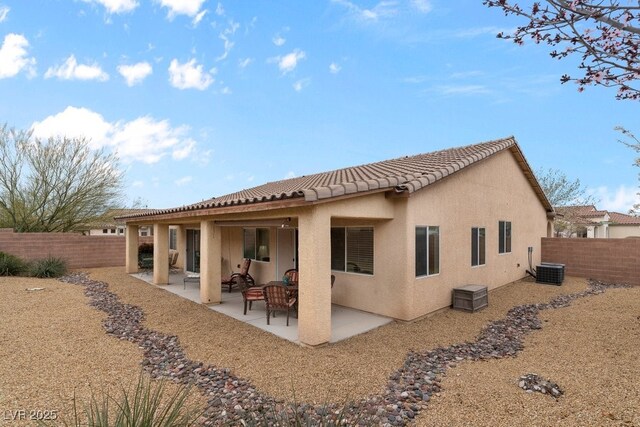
<box><xmin>236</xmin><ymin>276</ymin><xmax>265</xmax><ymax>315</ymax></box>
<box><xmin>283</xmin><ymin>268</ymin><xmax>298</xmax><ymax>285</ymax></box>
<box><xmin>221</xmin><ymin>258</ymin><xmax>255</xmax><ymax>292</ymax></box>
<box><xmin>264</xmin><ymin>284</ymin><xmax>297</xmax><ymax>326</ymax></box>
<box><xmin>331</xmin><ymin>274</ymin><xmax>336</xmax><ymax>288</ymax></box>
<box><xmin>169</xmin><ymin>250</ymin><xmax>179</xmax><ymax>267</ymax></box>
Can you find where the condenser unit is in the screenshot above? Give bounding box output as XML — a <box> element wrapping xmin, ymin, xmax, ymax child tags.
<box><xmin>536</xmin><ymin>263</ymin><xmax>564</xmax><ymax>285</ymax></box>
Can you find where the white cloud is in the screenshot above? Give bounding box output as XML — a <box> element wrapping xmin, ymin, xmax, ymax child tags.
<box><xmin>0</xmin><ymin>33</ymin><xmax>36</xmax><ymax>79</ymax></box>
<box><xmin>220</xmin><ymin>86</ymin><xmax>231</xmax><ymax>94</ymax></box>
<box><xmin>31</xmin><ymin>106</ymin><xmax>112</xmax><ymax>149</ymax></box>
<box><xmin>411</xmin><ymin>0</ymin><xmax>432</xmax><ymax>13</ymax></box>
<box><xmin>168</xmin><ymin>58</ymin><xmax>214</xmax><ymax>90</ymax></box>
<box><xmin>272</xmin><ymin>49</ymin><xmax>306</xmax><ymax>74</ymax></box>
<box><xmin>30</xmin><ymin>106</ymin><xmax>198</xmax><ymax>164</ymax></box>
<box><xmin>82</xmin><ymin>0</ymin><xmax>138</xmax><ymax>14</ymax></box>
<box><xmin>174</xmin><ymin>176</ymin><xmax>193</xmax><ymax>186</ymax></box>
<box><xmin>434</xmin><ymin>84</ymin><xmax>490</xmax><ymax>96</ymax></box>
<box><xmin>284</xmin><ymin>171</ymin><xmax>296</xmax><ymax>179</ymax></box>
<box><xmin>590</xmin><ymin>185</ymin><xmax>640</xmax><ymax>213</ymax></box>
<box><xmin>215</xmin><ymin>2</ymin><xmax>224</xmax><ymax>16</ymax></box>
<box><xmin>45</xmin><ymin>55</ymin><xmax>109</xmax><ymax>81</ymax></box>
<box><xmin>272</xmin><ymin>34</ymin><xmax>286</xmax><ymax>46</ymax></box>
<box><xmin>132</xmin><ymin>180</ymin><xmax>144</xmax><ymax>188</ymax></box>
<box><xmin>117</xmin><ymin>61</ymin><xmax>152</xmax><ymax>86</ymax></box>
<box><xmin>329</xmin><ymin>62</ymin><xmax>341</xmax><ymax>74</ymax></box>
<box><xmin>192</xmin><ymin>9</ymin><xmax>207</xmax><ymax>26</ymax></box>
<box><xmin>331</xmin><ymin>0</ymin><xmax>399</xmax><ymax>22</ymax></box>
<box><xmin>292</xmin><ymin>78</ymin><xmax>310</xmax><ymax>92</ymax></box>
<box><xmin>216</xmin><ymin>20</ymin><xmax>240</xmax><ymax>61</ymax></box>
<box><xmin>238</xmin><ymin>57</ymin><xmax>252</xmax><ymax>68</ymax></box>
<box><xmin>0</xmin><ymin>5</ymin><xmax>9</xmax><ymax>22</ymax></box>
<box><xmin>157</xmin><ymin>0</ymin><xmax>206</xmax><ymax>18</ymax></box>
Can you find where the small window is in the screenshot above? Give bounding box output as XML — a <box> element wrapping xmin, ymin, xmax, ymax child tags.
<box><xmin>243</xmin><ymin>228</ymin><xmax>270</xmax><ymax>261</ymax></box>
<box><xmin>102</xmin><ymin>228</ymin><xmax>108</xmax><ymax>234</ymax></box>
<box><xmin>169</xmin><ymin>228</ymin><xmax>177</xmax><ymax>250</ymax></box>
<box><xmin>471</xmin><ymin>227</ymin><xmax>486</xmax><ymax>267</ymax></box>
<box><xmin>498</xmin><ymin>221</ymin><xmax>512</xmax><ymax>254</ymax></box>
<box><xmin>415</xmin><ymin>226</ymin><xmax>439</xmax><ymax>277</ymax></box>
<box><xmin>331</xmin><ymin>226</ymin><xmax>374</xmax><ymax>275</ymax></box>
<box><xmin>110</xmin><ymin>228</ymin><xmax>116</xmax><ymax>234</ymax></box>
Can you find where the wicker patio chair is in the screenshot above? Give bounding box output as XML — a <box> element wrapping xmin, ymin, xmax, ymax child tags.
<box><xmin>283</xmin><ymin>268</ymin><xmax>298</xmax><ymax>285</ymax></box>
<box><xmin>264</xmin><ymin>284</ymin><xmax>297</xmax><ymax>326</ymax></box>
<box><xmin>221</xmin><ymin>258</ymin><xmax>255</xmax><ymax>292</ymax></box>
<box><xmin>236</xmin><ymin>275</ymin><xmax>265</xmax><ymax>315</ymax></box>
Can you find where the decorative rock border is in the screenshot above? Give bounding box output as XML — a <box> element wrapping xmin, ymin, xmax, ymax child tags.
<box><xmin>59</xmin><ymin>273</ymin><xmax>630</xmax><ymax>426</ymax></box>
<box><xmin>518</xmin><ymin>373</ymin><xmax>563</xmax><ymax>398</ymax></box>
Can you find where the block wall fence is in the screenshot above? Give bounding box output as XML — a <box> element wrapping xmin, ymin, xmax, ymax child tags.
<box><xmin>541</xmin><ymin>237</ymin><xmax>640</xmax><ymax>286</ymax></box>
<box><xmin>0</xmin><ymin>228</ymin><xmax>153</xmax><ymax>269</ymax></box>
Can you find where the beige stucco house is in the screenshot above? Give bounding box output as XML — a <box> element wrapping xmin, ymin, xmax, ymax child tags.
<box><xmin>554</xmin><ymin>205</ymin><xmax>640</xmax><ymax>238</ymax></box>
<box><xmin>120</xmin><ymin>137</ymin><xmax>554</xmax><ymax>346</ymax></box>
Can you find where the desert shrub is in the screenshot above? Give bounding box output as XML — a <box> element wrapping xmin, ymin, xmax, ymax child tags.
<box><xmin>39</xmin><ymin>374</ymin><xmax>201</xmax><ymax>427</ymax></box>
<box><xmin>0</xmin><ymin>251</ymin><xmax>27</xmax><ymax>276</ymax></box>
<box><xmin>30</xmin><ymin>256</ymin><xmax>68</xmax><ymax>278</ymax></box>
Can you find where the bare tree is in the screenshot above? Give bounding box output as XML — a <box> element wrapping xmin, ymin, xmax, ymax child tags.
<box><xmin>615</xmin><ymin>126</ymin><xmax>640</xmax><ymax>214</ymax></box>
<box><xmin>484</xmin><ymin>0</ymin><xmax>640</xmax><ymax>100</ymax></box>
<box><xmin>0</xmin><ymin>125</ymin><xmax>124</xmax><ymax>232</ymax></box>
<box><xmin>536</xmin><ymin>167</ymin><xmax>596</xmax><ymax>206</ymax></box>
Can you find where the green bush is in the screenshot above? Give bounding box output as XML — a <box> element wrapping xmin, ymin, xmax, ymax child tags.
<box><xmin>30</xmin><ymin>256</ymin><xmax>68</xmax><ymax>278</ymax></box>
<box><xmin>0</xmin><ymin>252</ymin><xmax>27</xmax><ymax>276</ymax></box>
<box><xmin>39</xmin><ymin>374</ymin><xmax>201</xmax><ymax>427</ymax></box>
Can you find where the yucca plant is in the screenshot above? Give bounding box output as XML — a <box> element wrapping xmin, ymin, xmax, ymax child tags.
<box><xmin>0</xmin><ymin>251</ymin><xmax>27</xmax><ymax>276</ymax></box>
<box><xmin>30</xmin><ymin>256</ymin><xmax>68</xmax><ymax>278</ymax></box>
<box><xmin>40</xmin><ymin>374</ymin><xmax>201</xmax><ymax>427</ymax></box>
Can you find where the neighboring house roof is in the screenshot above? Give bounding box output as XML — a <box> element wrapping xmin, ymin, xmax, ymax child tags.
<box><xmin>120</xmin><ymin>137</ymin><xmax>553</xmax><ymax>220</ymax></box>
<box><xmin>80</xmin><ymin>208</ymin><xmax>156</xmax><ymax>229</ymax></box>
<box><xmin>555</xmin><ymin>205</ymin><xmax>640</xmax><ymax>226</ymax></box>
<box><xmin>608</xmin><ymin>211</ymin><xmax>640</xmax><ymax>225</ymax></box>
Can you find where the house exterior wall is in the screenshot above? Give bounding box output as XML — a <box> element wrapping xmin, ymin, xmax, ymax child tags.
<box><xmin>608</xmin><ymin>224</ymin><xmax>640</xmax><ymax>238</ymax></box>
<box><xmin>404</xmin><ymin>149</ymin><xmax>547</xmax><ymax>320</ymax></box>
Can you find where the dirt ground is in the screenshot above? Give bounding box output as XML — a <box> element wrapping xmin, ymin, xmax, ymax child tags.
<box><xmin>0</xmin><ymin>268</ymin><xmax>638</xmax><ymax>426</ymax></box>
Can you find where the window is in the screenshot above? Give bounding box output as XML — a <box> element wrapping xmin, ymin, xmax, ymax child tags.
<box><xmin>110</xmin><ymin>228</ymin><xmax>116</xmax><ymax>234</ymax></box>
<box><xmin>102</xmin><ymin>229</ymin><xmax>108</xmax><ymax>234</ymax></box>
<box><xmin>331</xmin><ymin>227</ymin><xmax>374</xmax><ymax>275</ymax></box>
<box><xmin>415</xmin><ymin>226</ymin><xmax>439</xmax><ymax>277</ymax></box>
<box><xmin>243</xmin><ymin>228</ymin><xmax>270</xmax><ymax>261</ymax></box>
<box><xmin>498</xmin><ymin>221</ymin><xmax>512</xmax><ymax>254</ymax></box>
<box><xmin>169</xmin><ymin>228</ymin><xmax>177</xmax><ymax>250</ymax></box>
<box><xmin>471</xmin><ymin>227</ymin><xmax>486</xmax><ymax>267</ymax></box>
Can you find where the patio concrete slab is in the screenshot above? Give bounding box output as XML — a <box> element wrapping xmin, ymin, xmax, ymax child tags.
<box><xmin>131</xmin><ymin>271</ymin><xmax>391</xmax><ymax>344</ymax></box>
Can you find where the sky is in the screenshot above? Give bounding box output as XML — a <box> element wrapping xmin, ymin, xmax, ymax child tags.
<box><xmin>0</xmin><ymin>0</ymin><xmax>638</xmax><ymax>213</ymax></box>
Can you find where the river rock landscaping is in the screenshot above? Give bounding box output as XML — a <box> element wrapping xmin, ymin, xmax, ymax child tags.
<box><xmin>58</xmin><ymin>272</ymin><xmax>631</xmax><ymax>426</ymax></box>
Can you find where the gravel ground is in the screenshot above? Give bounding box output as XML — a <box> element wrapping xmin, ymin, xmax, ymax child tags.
<box><xmin>1</xmin><ymin>268</ymin><xmax>638</xmax><ymax>426</ymax></box>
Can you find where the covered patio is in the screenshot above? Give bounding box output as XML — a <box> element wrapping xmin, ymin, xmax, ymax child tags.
<box><xmin>131</xmin><ymin>270</ymin><xmax>392</xmax><ymax>344</ymax></box>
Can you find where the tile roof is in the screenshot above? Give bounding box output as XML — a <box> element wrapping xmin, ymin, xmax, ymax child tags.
<box><xmin>608</xmin><ymin>212</ymin><xmax>640</xmax><ymax>225</ymax></box>
<box><xmin>120</xmin><ymin>136</ymin><xmax>552</xmax><ymax>220</ymax></box>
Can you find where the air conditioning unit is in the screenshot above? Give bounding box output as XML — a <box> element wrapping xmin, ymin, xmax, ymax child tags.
<box><xmin>536</xmin><ymin>263</ymin><xmax>564</xmax><ymax>285</ymax></box>
<box><xmin>452</xmin><ymin>285</ymin><xmax>488</xmax><ymax>312</ymax></box>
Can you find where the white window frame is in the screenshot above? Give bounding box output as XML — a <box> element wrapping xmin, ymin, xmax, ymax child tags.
<box><xmin>331</xmin><ymin>226</ymin><xmax>374</xmax><ymax>276</ymax></box>
<box><xmin>498</xmin><ymin>220</ymin><xmax>512</xmax><ymax>254</ymax></box>
<box><xmin>415</xmin><ymin>225</ymin><xmax>440</xmax><ymax>278</ymax></box>
<box><xmin>471</xmin><ymin>226</ymin><xmax>486</xmax><ymax>267</ymax></box>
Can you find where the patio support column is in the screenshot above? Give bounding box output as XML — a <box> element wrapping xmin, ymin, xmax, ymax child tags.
<box><xmin>125</xmin><ymin>225</ymin><xmax>139</xmax><ymax>274</ymax></box>
<box><xmin>200</xmin><ymin>220</ymin><xmax>221</xmax><ymax>304</ymax></box>
<box><xmin>153</xmin><ymin>224</ymin><xmax>169</xmax><ymax>285</ymax></box>
<box><xmin>298</xmin><ymin>207</ymin><xmax>332</xmax><ymax>346</ymax></box>
<box><xmin>175</xmin><ymin>225</ymin><xmax>187</xmax><ymax>270</ymax></box>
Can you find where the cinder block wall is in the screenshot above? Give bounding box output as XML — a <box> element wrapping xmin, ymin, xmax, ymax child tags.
<box><xmin>0</xmin><ymin>228</ymin><xmax>153</xmax><ymax>269</ymax></box>
<box><xmin>541</xmin><ymin>237</ymin><xmax>640</xmax><ymax>286</ymax></box>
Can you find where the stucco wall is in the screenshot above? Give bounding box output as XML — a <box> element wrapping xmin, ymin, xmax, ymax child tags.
<box><xmin>405</xmin><ymin>149</ymin><xmax>547</xmax><ymax>319</ymax></box>
<box><xmin>609</xmin><ymin>224</ymin><xmax>640</xmax><ymax>238</ymax></box>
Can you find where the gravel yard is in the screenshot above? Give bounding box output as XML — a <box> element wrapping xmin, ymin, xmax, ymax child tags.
<box><xmin>1</xmin><ymin>268</ymin><xmax>638</xmax><ymax>425</ymax></box>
